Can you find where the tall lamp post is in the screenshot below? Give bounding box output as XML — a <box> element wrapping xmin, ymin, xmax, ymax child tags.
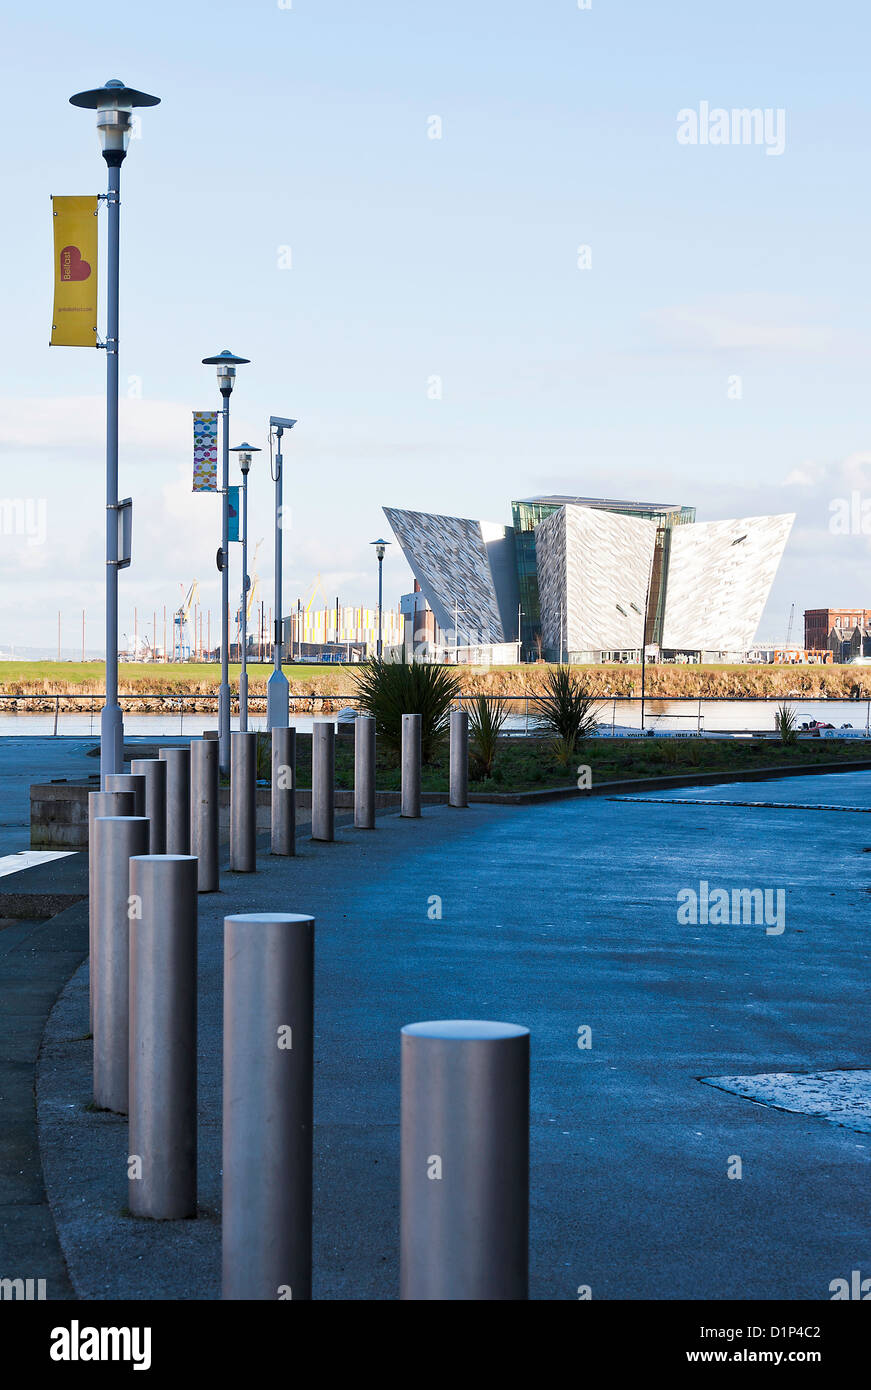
<box><xmin>370</xmin><ymin>538</ymin><xmax>390</xmax><ymax>657</ymax></box>
<box><xmin>70</xmin><ymin>78</ymin><xmax>160</xmax><ymax>783</ymax></box>
<box><xmin>203</xmin><ymin>350</ymin><xmax>250</xmax><ymax>773</ymax></box>
<box><xmin>266</xmin><ymin>417</ymin><xmax>297</xmax><ymax>729</ymax></box>
<box><xmin>230</xmin><ymin>443</ymin><xmax>260</xmax><ymax>732</ymax></box>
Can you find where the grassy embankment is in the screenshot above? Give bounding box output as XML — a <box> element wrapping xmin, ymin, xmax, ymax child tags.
<box><xmin>1</xmin><ymin>660</ymin><xmax>870</xmax><ymax>714</ymax></box>
<box><xmin>288</xmin><ymin>730</ymin><xmax>868</xmax><ymax>796</ymax></box>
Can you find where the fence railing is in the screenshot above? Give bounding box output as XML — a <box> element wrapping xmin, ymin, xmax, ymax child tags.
<box><xmin>1</xmin><ymin>691</ymin><xmax>869</xmax><ymax>738</ymax></box>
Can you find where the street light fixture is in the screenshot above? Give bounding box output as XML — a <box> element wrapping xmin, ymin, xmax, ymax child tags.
<box><xmin>230</xmin><ymin>443</ymin><xmax>261</xmax><ymax>732</ymax></box>
<box><xmin>370</xmin><ymin>538</ymin><xmax>390</xmax><ymax>657</ymax></box>
<box><xmin>203</xmin><ymin>349</ymin><xmax>250</xmax><ymax>772</ymax></box>
<box><xmin>267</xmin><ymin>416</ymin><xmax>297</xmax><ymax>730</ymax></box>
<box><xmin>69</xmin><ymin>78</ymin><xmax>160</xmax><ymax>783</ymax></box>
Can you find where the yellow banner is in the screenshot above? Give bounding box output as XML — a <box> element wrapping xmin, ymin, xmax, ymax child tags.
<box><xmin>50</xmin><ymin>195</ymin><xmax>98</xmax><ymax>347</ymax></box>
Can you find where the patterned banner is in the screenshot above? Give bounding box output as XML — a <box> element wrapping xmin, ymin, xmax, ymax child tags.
<box><xmin>50</xmin><ymin>195</ymin><xmax>98</xmax><ymax>347</ymax></box>
<box><xmin>192</xmin><ymin>411</ymin><xmax>218</xmax><ymax>491</ymax></box>
<box><xmin>228</xmin><ymin>486</ymin><xmax>240</xmax><ymax>541</ymax></box>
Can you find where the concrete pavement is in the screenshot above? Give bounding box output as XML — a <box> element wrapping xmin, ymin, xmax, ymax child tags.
<box><xmin>31</xmin><ymin>768</ymin><xmax>871</xmax><ymax>1300</ymax></box>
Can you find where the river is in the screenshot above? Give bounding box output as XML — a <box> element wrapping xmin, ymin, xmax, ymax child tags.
<box><xmin>0</xmin><ymin>697</ymin><xmax>868</xmax><ymax>738</ymax></box>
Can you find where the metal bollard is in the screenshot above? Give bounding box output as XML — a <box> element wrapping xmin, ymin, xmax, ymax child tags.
<box><xmin>271</xmin><ymin>727</ymin><xmax>296</xmax><ymax>857</ymax></box>
<box><xmin>311</xmin><ymin>720</ymin><xmax>335</xmax><ymax>842</ymax></box>
<box><xmin>92</xmin><ymin>815</ymin><xmax>149</xmax><ymax>1113</ymax></box>
<box><xmin>87</xmin><ymin>789</ymin><xmax>135</xmax><ymax>1031</ymax></box>
<box><xmin>103</xmin><ymin>772</ymin><xmax>146</xmax><ymax>817</ymax></box>
<box><xmin>222</xmin><ymin>913</ymin><xmax>314</xmax><ymax>1300</ymax></box>
<box><xmin>130</xmin><ymin>759</ymin><xmax>167</xmax><ymax>854</ymax></box>
<box><xmin>401</xmin><ymin>713</ymin><xmax>422</xmax><ymax>818</ymax></box>
<box><xmin>128</xmin><ymin>855</ymin><xmax>198</xmax><ymax>1219</ymax></box>
<box><xmin>190</xmin><ymin>738</ymin><xmax>219</xmax><ymax>893</ymax></box>
<box><xmin>354</xmin><ymin>715</ymin><xmax>376</xmax><ymax>829</ymax></box>
<box><xmin>159</xmin><ymin>747</ymin><xmax>191</xmax><ymax>854</ymax></box>
<box><xmin>400</xmin><ymin>1019</ymin><xmax>530</xmax><ymax>1300</ymax></box>
<box><xmin>230</xmin><ymin>732</ymin><xmax>257</xmax><ymax>873</ymax></box>
<box><xmin>449</xmin><ymin>708</ymin><xmax>469</xmax><ymax>808</ymax></box>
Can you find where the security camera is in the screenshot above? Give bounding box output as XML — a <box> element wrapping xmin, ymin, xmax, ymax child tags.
<box><xmin>269</xmin><ymin>416</ymin><xmax>297</xmax><ymax>430</ymax></box>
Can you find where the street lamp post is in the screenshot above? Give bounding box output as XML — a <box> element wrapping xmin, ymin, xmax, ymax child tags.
<box><xmin>203</xmin><ymin>351</ymin><xmax>250</xmax><ymax>773</ymax></box>
<box><xmin>70</xmin><ymin>79</ymin><xmax>160</xmax><ymax>783</ymax></box>
<box><xmin>370</xmin><ymin>539</ymin><xmax>390</xmax><ymax>657</ymax></box>
<box><xmin>267</xmin><ymin>417</ymin><xmax>297</xmax><ymax>730</ymax></box>
<box><xmin>230</xmin><ymin>444</ymin><xmax>261</xmax><ymax>733</ymax></box>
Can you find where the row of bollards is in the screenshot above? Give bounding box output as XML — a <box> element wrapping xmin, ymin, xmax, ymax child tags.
<box><xmin>84</xmin><ymin>705</ymin><xmax>516</xmax><ymax>1299</ymax></box>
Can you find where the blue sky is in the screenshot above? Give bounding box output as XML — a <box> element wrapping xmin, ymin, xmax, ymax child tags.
<box><xmin>1</xmin><ymin>0</ymin><xmax>869</xmax><ymax>652</ymax></box>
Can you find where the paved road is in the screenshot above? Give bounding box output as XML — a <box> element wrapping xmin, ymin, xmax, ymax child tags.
<box><xmin>0</xmin><ymin>735</ymin><xmax>194</xmax><ymax>855</ymax></box>
<box><xmin>34</xmin><ymin>768</ymin><xmax>871</xmax><ymax>1300</ymax></box>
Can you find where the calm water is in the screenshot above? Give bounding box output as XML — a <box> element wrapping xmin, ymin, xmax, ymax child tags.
<box><xmin>1</xmin><ymin>697</ymin><xmax>868</xmax><ymax>738</ymax></box>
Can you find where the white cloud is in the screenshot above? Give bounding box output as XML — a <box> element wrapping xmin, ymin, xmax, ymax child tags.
<box><xmin>643</xmin><ymin>295</ymin><xmax>832</xmax><ymax>353</ymax></box>
<box><xmin>0</xmin><ymin>396</ymin><xmax>190</xmax><ymax>452</ymax></box>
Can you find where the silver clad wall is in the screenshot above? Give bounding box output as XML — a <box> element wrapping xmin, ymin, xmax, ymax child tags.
<box><xmin>537</xmin><ymin>505</ymin><xmax>658</xmax><ymax>653</ymax></box>
<box><xmin>661</xmin><ymin>513</ymin><xmax>794</xmax><ymax>652</ymax></box>
<box><xmin>383</xmin><ymin>507</ymin><xmax>511</xmax><ymax>642</ymax></box>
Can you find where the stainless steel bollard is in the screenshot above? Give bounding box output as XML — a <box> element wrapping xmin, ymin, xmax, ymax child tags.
<box><xmin>222</xmin><ymin>913</ymin><xmax>314</xmax><ymax>1300</ymax></box>
<box><xmin>92</xmin><ymin>815</ymin><xmax>149</xmax><ymax>1113</ymax></box>
<box><xmin>103</xmin><ymin>772</ymin><xmax>146</xmax><ymax>817</ymax></box>
<box><xmin>400</xmin><ymin>1019</ymin><xmax>530</xmax><ymax>1300</ymax></box>
<box><xmin>190</xmin><ymin>738</ymin><xmax>219</xmax><ymax>893</ymax></box>
<box><xmin>130</xmin><ymin>758</ymin><xmax>167</xmax><ymax>854</ymax></box>
<box><xmin>311</xmin><ymin>721</ymin><xmax>335</xmax><ymax>842</ymax></box>
<box><xmin>449</xmin><ymin>708</ymin><xmax>469</xmax><ymax>808</ymax></box>
<box><xmin>401</xmin><ymin>713</ymin><xmax>422</xmax><ymax>818</ymax></box>
<box><xmin>159</xmin><ymin>747</ymin><xmax>191</xmax><ymax>854</ymax></box>
<box><xmin>87</xmin><ymin>789</ymin><xmax>135</xmax><ymax>1031</ymax></box>
<box><xmin>230</xmin><ymin>732</ymin><xmax>257</xmax><ymax>873</ymax></box>
<box><xmin>271</xmin><ymin>727</ymin><xmax>296</xmax><ymax>857</ymax></box>
<box><xmin>128</xmin><ymin>855</ymin><xmax>198</xmax><ymax>1220</ymax></box>
<box><xmin>354</xmin><ymin>715</ymin><xmax>376</xmax><ymax>829</ymax></box>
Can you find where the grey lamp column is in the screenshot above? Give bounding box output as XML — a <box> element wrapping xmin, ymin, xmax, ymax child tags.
<box><xmin>203</xmin><ymin>349</ymin><xmax>250</xmax><ymax>774</ymax></box>
<box><xmin>230</xmin><ymin>443</ymin><xmax>261</xmax><ymax>734</ymax></box>
<box><xmin>370</xmin><ymin>538</ymin><xmax>390</xmax><ymax>658</ymax></box>
<box><xmin>69</xmin><ymin>79</ymin><xmax>160</xmax><ymax>782</ymax></box>
<box><xmin>267</xmin><ymin>417</ymin><xmax>297</xmax><ymax>730</ymax></box>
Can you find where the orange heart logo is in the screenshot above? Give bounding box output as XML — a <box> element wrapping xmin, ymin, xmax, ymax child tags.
<box><xmin>60</xmin><ymin>244</ymin><xmax>91</xmax><ymax>282</ymax></box>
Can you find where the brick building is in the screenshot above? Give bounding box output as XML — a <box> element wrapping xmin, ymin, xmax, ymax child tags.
<box><xmin>804</xmin><ymin>608</ymin><xmax>871</xmax><ymax>660</ymax></box>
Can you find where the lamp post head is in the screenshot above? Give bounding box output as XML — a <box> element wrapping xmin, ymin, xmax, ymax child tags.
<box><xmin>230</xmin><ymin>442</ymin><xmax>261</xmax><ymax>475</ymax></box>
<box><xmin>69</xmin><ymin>79</ymin><xmax>160</xmax><ymax>165</ymax></box>
<box><xmin>202</xmin><ymin>349</ymin><xmax>250</xmax><ymax>397</ymax></box>
<box><xmin>371</xmin><ymin>538</ymin><xmax>390</xmax><ymax>563</ymax></box>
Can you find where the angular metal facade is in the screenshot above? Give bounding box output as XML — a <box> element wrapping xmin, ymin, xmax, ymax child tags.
<box><xmin>536</xmin><ymin>505</ymin><xmax>658</xmax><ymax>654</ymax></box>
<box><xmin>383</xmin><ymin>507</ymin><xmax>518</xmax><ymax>643</ymax></box>
<box><xmin>385</xmin><ymin>497</ymin><xmax>794</xmax><ymax>658</ymax></box>
<box><xmin>661</xmin><ymin>514</ymin><xmax>794</xmax><ymax>653</ymax></box>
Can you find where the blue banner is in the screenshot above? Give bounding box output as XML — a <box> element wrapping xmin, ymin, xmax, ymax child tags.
<box><xmin>228</xmin><ymin>486</ymin><xmax>240</xmax><ymax>542</ymax></box>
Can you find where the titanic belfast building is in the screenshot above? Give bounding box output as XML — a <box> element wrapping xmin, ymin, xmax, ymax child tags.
<box><xmin>383</xmin><ymin>496</ymin><xmax>794</xmax><ymax>662</ymax></box>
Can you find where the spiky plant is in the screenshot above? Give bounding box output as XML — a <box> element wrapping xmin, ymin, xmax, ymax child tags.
<box><xmin>533</xmin><ymin>664</ymin><xmax>600</xmax><ymax>754</ymax></box>
<box><xmin>774</xmin><ymin>702</ymin><xmax>798</xmax><ymax>745</ymax></box>
<box><xmin>353</xmin><ymin>655</ymin><xmax>460</xmax><ymax>762</ymax></box>
<box><xmin>468</xmin><ymin>694</ymin><xmax>509</xmax><ymax>779</ymax></box>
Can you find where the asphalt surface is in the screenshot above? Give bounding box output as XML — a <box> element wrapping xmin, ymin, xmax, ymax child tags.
<box><xmin>31</xmin><ymin>767</ymin><xmax>871</xmax><ymax>1301</ymax></box>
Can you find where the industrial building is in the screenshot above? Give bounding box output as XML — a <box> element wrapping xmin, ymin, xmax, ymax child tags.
<box><xmin>804</xmin><ymin>608</ymin><xmax>871</xmax><ymax>662</ymax></box>
<box><xmin>384</xmin><ymin>496</ymin><xmax>794</xmax><ymax>663</ymax></box>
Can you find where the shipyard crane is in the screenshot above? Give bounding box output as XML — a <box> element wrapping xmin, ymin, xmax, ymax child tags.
<box><xmin>174</xmin><ymin>580</ymin><xmax>199</xmax><ymax>662</ymax></box>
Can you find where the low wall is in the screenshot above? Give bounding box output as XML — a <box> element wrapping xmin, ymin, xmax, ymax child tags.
<box><xmin>29</xmin><ymin>782</ymin><xmax>418</xmax><ymax>849</ymax></box>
